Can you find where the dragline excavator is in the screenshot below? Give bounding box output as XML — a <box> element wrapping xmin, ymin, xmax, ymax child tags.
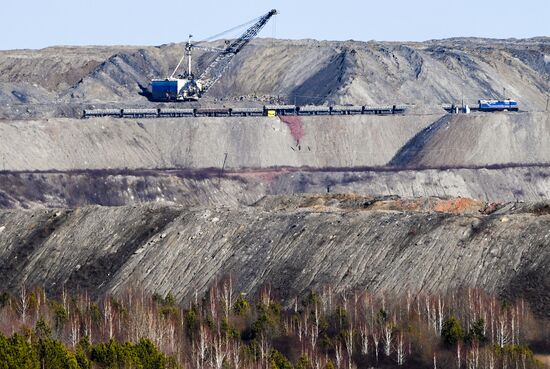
<box><xmin>151</xmin><ymin>9</ymin><xmax>277</xmax><ymax>102</ymax></box>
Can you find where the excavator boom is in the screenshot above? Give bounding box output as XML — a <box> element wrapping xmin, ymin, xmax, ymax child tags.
<box><xmin>198</xmin><ymin>9</ymin><xmax>277</xmax><ymax>93</ymax></box>
<box><xmin>151</xmin><ymin>9</ymin><xmax>277</xmax><ymax>101</ymax></box>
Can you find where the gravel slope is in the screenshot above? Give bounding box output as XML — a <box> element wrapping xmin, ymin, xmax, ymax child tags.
<box><xmin>1</xmin><ymin>113</ymin><xmax>549</xmax><ymax>172</ymax></box>
<box><xmin>0</xmin><ymin>197</ymin><xmax>548</xmax><ymax>316</ymax></box>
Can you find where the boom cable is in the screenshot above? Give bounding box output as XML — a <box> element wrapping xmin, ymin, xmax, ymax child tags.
<box><xmin>169</xmin><ymin>15</ymin><xmax>263</xmax><ymax>79</ymax></box>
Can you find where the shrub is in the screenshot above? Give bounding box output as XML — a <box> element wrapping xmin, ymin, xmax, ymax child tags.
<box><xmin>233</xmin><ymin>293</ymin><xmax>250</xmax><ymax>316</ymax></box>
<box><xmin>270</xmin><ymin>349</ymin><xmax>293</xmax><ymax>369</ymax></box>
<box><xmin>49</xmin><ymin>301</ymin><xmax>68</xmax><ymax>332</ymax></box>
<box><xmin>156</xmin><ymin>293</ymin><xmax>178</xmax><ymax>318</ymax></box>
<box><xmin>441</xmin><ymin>316</ymin><xmax>464</xmax><ymax>346</ymax></box>
<box><xmin>296</xmin><ymin>354</ymin><xmax>312</xmax><ymax>369</ymax></box>
<box><xmin>184</xmin><ymin>307</ymin><xmax>200</xmax><ymax>340</ymax></box>
<box><xmin>35</xmin><ymin>318</ymin><xmax>52</xmax><ymax>340</ymax></box>
<box><xmin>252</xmin><ymin>303</ymin><xmax>282</xmax><ymax>339</ymax></box>
<box><xmin>133</xmin><ymin>338</ymin><xmax>167</xmax><ymax>369</ymax></box>
<box><xmin>0</xmin><ymin>292</ymin><xmax>11</xmax><ymax>308</ymax></box>
<box><xmin>466</xmin><ymin>318</ymin><xmax>486</xmax><ymax>344</ymax></box>
<box><xmin>75</xmin><ymin>348</ymin><xmax>90</xmax><ymax>369</ymax></box>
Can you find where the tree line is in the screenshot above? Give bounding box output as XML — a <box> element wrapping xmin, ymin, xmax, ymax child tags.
<box><xmin>0</xmin><ymin>281</ymin><xmax>546</xmax><ymax>369</ymax></box>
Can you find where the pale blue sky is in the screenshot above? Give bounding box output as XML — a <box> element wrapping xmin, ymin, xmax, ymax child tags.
<box><xmin>1</xmin><ymin>0</ymin><xmax>548</xmax><ymax>50</ymax></box>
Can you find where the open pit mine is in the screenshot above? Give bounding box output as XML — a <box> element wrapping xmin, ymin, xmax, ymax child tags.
<box><xmin>0</xmin><ymin>8</ymin><xmax>549</xmax><ymax>368</ymax></box>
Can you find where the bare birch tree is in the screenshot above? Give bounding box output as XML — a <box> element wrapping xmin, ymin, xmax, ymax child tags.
<box><xmin>344</xmin><ymin>324</ymin><xmax>353</xmax><ymax>369</ymax></box>
<box><xmin>104</xmin><ymin>298</ymin><xmax>114</xmax><ymax>340</ymax></box>
<box><xmin>335</xmin><ymin>342</ymin><xmax>343</xmax><ymax>369</ymax></box>
<box><xmin>383</xmin><ymin>321</ymin><xmax>393</xmax><ymax>357</ymax></box>
<box><xmin>221</xmin><ymin>277</ymin><xmax>233</xmax><ymax>320</ymax></box>
<box><xmin>372</xmin><ymin>329</ymin><xmax>380</xmax><ymax>363</ymax></box>
<box><xmin>197</xmin><ymin>324</ymin><xmax>208</xmax><ymax>369</ymax></box>
<box><xmin>396</xmin><ymin>332</ymin><xmax>405</xmax><ymax>366</ymax></box>
<box><xmin>70</xmin><ymin>316</ymin><xmax>80</xmax><ymax>348</ymax></box>
<box><xmin>18</xmin><ymin>284</ymin><xmax>29</xmax><ymax>324</ymax></box>
<box><xmin>360</xmin><ymin>325</ymin><xmax>369</xmax><ymax>356</ymax></box>
<box><xmin>231</xmin><ymin>340</ymin><xmax>241</xmax><ymax>369</ymax></box>
<box><xmin>212</xmin><ymin>335</ymin><xmax>226</xmax><ymax>369</ymax></box>
<box><xmin>457</xmin><ymin>342</ymin><xmax>462</xmax><ymax>369</ymax></box>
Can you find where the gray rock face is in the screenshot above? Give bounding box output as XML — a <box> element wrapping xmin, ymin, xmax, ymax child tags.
<box><xmin>0</xmin><ymin>197</ymin><xmax>548</xmax><ymax>316</ymax></box>
<box><xmin>0</xmin><ymin>112</ymin><xmax>548</xmax><ymax>209</ymax></box>
<box><xmin>268</xmin><ymin>166</ymin><xmax>550</xmax><ymax>202</ymax></box>
<box><xmin>0</xmin><ymin>171</ymin><xmax>266</xmax><ymax>208</ymax></box>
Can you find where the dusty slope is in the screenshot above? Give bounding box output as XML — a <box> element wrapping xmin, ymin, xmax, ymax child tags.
<box><xmin>0</xmin><ymin>196</ymin><xmax>548</xmax><ymax>316</ymax></box>
<box><xmin>1</xmin><ymin>113</ymin><xmax>549</xmax><ymax>172</ymax></box>
<box><xmin>0</xmin><ymin>46</ymin><xmax>139</xmax><ymax>92</ymax></box>
<box><xmin>268</xmin><ymin>166</ymin><xmax>550</xmax><ymax>202</ymax></box>
<box><xmin>390</xmin><ymin>112</ymin><xmax>550</xmax><ymax>167</ymax></box>
<box><xmin>0</xmin><ymin>38</ymin><xmax>548</xmax><ymax>118</ymax></box>
<box><xmin>0</xmin><ymin>115</ymin><xmax>439</xmax><ymax>171</ymax></box>
<box><xmin>1</xmin><ymin>165</ymin><xmax>550</xmax><ymax>209</ymax></box>
<box><xmin>0</xmin><ymin>171</ymin><xmax>265</xmax><ymax>209</ymax></box>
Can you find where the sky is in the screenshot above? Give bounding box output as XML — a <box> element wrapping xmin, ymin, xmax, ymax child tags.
<box><xmin>1</xmin><ymin>0</ymin><xmax>548</xmax><ymax>50</ymax></box>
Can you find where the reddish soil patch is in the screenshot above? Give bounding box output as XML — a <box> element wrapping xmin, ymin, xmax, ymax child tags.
<box><xmin>279</xmin><ymin>116</ymin><xmax>305</xmax><ymax>144</ymax></box>
<box><xmin>433</xmin><ymin>197</ymin><xmax>484</xmax><ymax>214</ymax></box>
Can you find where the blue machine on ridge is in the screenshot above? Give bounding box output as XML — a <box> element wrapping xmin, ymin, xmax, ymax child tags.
<box><xmin>478</xmin><ymin>99</ymin><xmax>519</xmax><ymax>111</ymax></box>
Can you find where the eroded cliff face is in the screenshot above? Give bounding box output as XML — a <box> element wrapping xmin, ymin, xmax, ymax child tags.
<box><xmin>0</xmin><ymin>195</ymin><xmax>548</xmax><ymax>315</ymax></box>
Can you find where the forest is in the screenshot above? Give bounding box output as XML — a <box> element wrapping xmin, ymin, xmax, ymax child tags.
<box><xmin>0</xmin><ymin>280</ymin><xmax>547</xmax><ymax>369</ymax></box>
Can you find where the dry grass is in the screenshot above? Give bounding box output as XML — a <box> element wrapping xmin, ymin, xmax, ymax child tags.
<box><xmin>534</xmin><ymin>354</ymin><xmax>550</xmax><ymax>368</ymax></box>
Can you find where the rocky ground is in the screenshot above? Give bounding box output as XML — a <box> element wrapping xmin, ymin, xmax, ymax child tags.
<box><xmin>1</xmin><ymin>112</ymin><xmax>548</xmax><ymax>172</ymax></box>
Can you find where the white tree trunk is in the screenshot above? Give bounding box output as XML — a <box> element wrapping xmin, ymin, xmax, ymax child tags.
<box><xmin>19</xmin><ymin>284</ymin><xmax>28</xmax><ymax>324</ymax></box>
<box><xmin>335</xmin><ymin>342</ymin><xmax>343</xmax><ymax>369</ymax></box>
<box><xmin>396</xmin><ymin>332</ymin><xmax>405</xmax><ymax>366</ymax></box>
<box><xmin>360</xmin><ymin>325</ymin><xmax>369</xmax><ymax>355</ymax></box>
<box><xmin>383</xmin><ymin>324</ymin><xmax>392</xmax><ymax>357</ymax></box>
